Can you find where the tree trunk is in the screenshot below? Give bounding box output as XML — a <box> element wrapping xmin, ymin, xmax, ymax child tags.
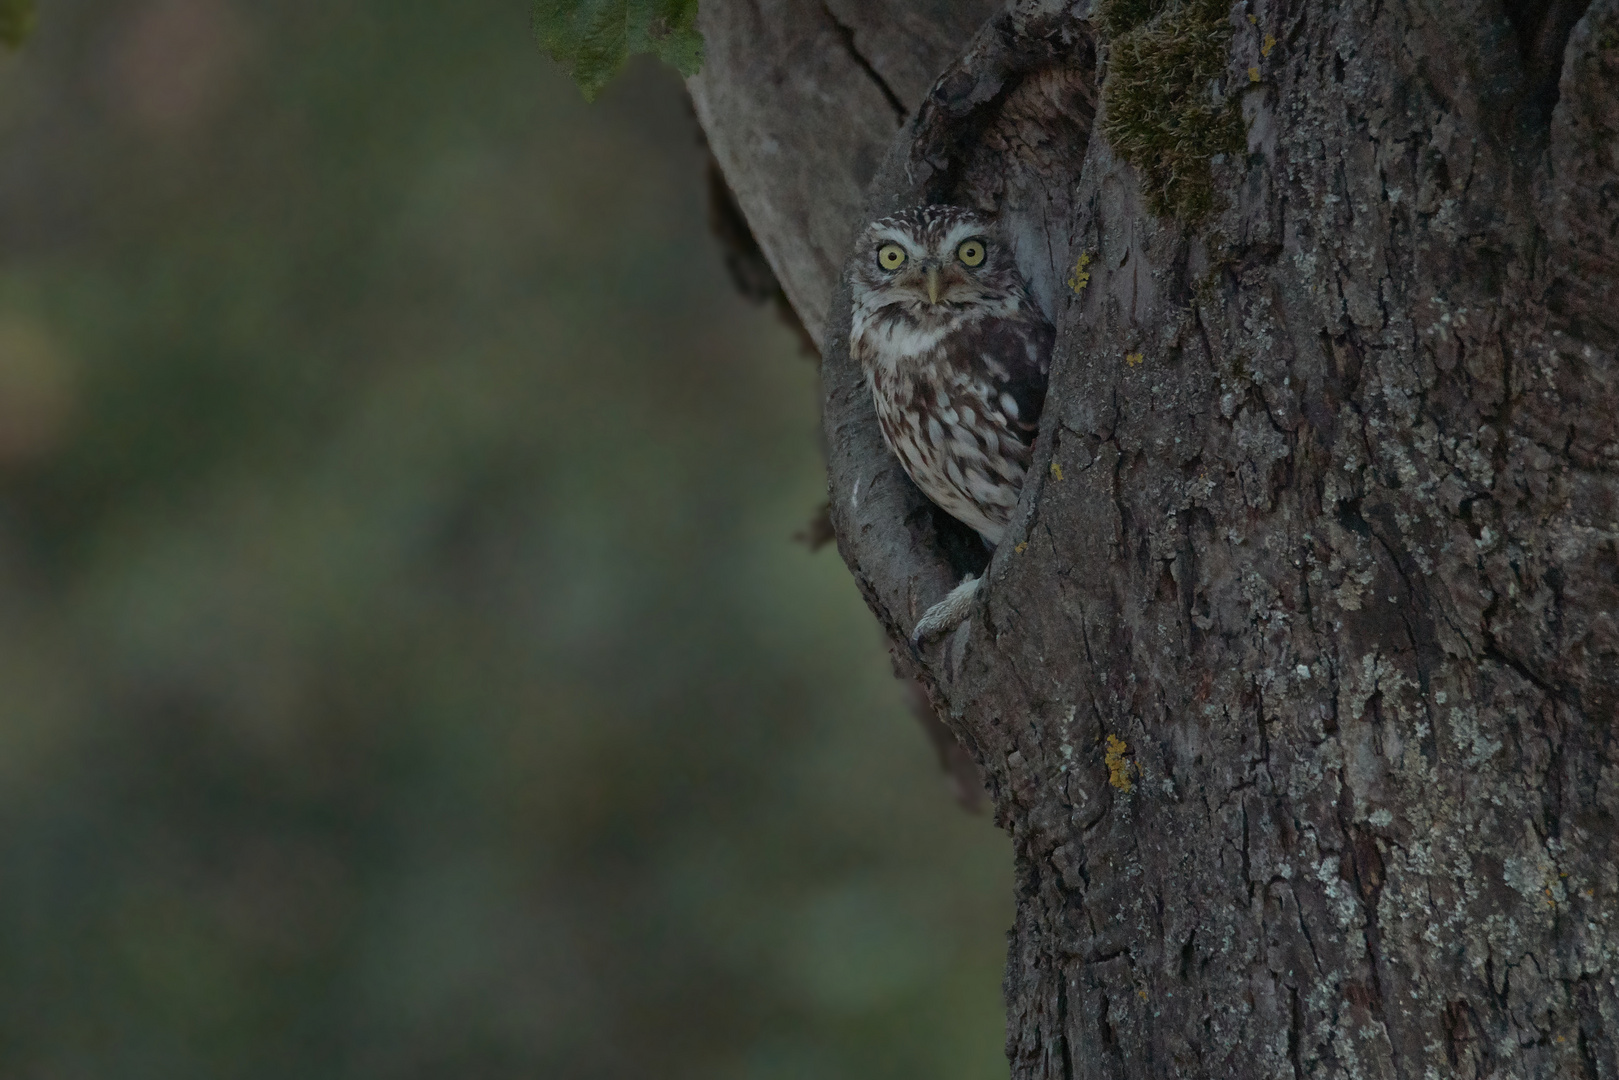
<box><xmin>692</xmin><ymin>0</ymin><xmax>1619</xmax><ymax>1075</ymax></box>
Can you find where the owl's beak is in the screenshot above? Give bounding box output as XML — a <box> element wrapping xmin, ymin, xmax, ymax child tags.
<box><xmin>925</xmin><ymin>266</ymin><xmax>942</xmax><ymax>305</ymax></box>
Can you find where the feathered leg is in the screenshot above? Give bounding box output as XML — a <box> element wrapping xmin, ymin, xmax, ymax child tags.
<box><xmin>910</xmin><ymin>574</ymin><xmax>981</xmax><ymax>646</ymax></box>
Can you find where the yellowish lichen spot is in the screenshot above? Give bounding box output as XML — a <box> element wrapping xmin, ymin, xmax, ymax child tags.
<box><xmin>1050</xmin><ymin>462</ymin><xmax>1064</xmax><ymax>481</ymax></box>
<box><xmin>1249</xmin><ymin>65</ymin><xmax>1261</xmax><ymax>83</ymax></box>
<box><xmin>1126</xmin><ymin>351</ymin><xmax>1144</xmax><ymax>367</ymax></box>
<box><xmin>1067</xmin><ymin>251</ymin><xmax>1093</xmax><ymax>293</ymax></box>
<box><xmin>1262</xmin><ymin>33</ymin><xmax>1276</xmax><ymax>57</ymax></box>
<box><xmin>1014</xmin><ymin>541</ymin><xmax>1028</xmax><ymax>554</ymax></box>
<box><xmin>1104</xmin><ymin>734</ymin><xmax>1133</xmax><ymax>793</ymax></box>
<box><xmin>1247</xmin><ymin>13</ymin><xmax>1257</xmax><ymax>22</ymax></box>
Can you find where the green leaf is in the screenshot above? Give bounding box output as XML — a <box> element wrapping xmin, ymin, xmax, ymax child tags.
<box><xmin>0</xmin><ymin>0</ymin><xmax>36</xmax><ymax>50</ymax></box>
<box><xmin>534</xmin><ymin>0</ymin><xmax>703</xmax><ymax>101</ymax></box>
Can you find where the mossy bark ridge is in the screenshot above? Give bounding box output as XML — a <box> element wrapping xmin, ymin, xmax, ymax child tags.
<box><xmin>1098</xmin><ymin>0</ymin><xmax>1246</xmax><ymax>222</ymax></box>
<box><xmin>693</xmin><ymin>0</ymin><xmax>1619</xmax><ymax>1074</ymax></box>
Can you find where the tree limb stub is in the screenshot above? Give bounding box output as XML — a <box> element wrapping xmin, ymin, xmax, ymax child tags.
<box><xmin>699</xmin><ymin>0</ymin><xmax>1619</xmax><ymax>1073</ymax></box>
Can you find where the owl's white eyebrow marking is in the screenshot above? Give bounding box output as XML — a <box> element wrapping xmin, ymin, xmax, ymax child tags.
<box><xmin>940</xmin><ymin>221</ymin><xmax>986</xmax><ymax>250</ymax></box>
<box><xmin>872</xmin><ymin>227</ymin><xmax>923</xmax><ymax>252</ymax></box>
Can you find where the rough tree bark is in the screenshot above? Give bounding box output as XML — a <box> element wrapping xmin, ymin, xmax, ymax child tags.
<box><xmin>692</xmin><ymin>0</ymin><xmax>1619</xmax><ymax>1075</ymax></box>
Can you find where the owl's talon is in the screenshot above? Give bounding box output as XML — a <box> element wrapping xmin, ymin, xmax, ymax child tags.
<box><xmin>910</xmin><ymin>574</ymin><xmax>981</xmax><ymax>647</ymax></box>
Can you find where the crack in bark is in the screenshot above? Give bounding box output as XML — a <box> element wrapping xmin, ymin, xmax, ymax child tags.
<box><xmin>1054</xmin><ymin>969</ymin><xmax>1076</xmax><ymax>1080</ymax></box>
<box><xmin>821</xmin><ymin>3</ymin><xmax>907</xmax><ymax>122</ymax></box>
<box><xmin>1336</xmin><ymin>763</ymin><xmax>1403</xmax><ymax>1077</ymax></box>
<box><xmin>1287</xmin><ymin>982</ymin><xmax>1306</xmax><ymax>1078</ymax></box>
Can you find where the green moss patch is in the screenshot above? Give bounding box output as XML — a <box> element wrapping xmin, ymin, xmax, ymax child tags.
<box><xmin>1097</xmin><ymin>0</ymin><xmax>1245</xmax><ymax>223</ymax></box>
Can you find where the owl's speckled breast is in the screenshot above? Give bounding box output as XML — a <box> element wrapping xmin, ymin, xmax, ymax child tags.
<box><xmin>852</xmin><ymin>304</ymin><xmax>1044</xmax><ymax>546</ymax></box>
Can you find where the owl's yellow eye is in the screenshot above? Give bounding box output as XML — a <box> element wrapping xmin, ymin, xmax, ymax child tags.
<box><xmin>957</xmin><ymin>239</ymin><xmax>986</xmax><ymax>267</ymax></box>
<box><xmin>878</xmin><ymin>244</ymin><xmax>907</xmax><ymax>270</ymax></box>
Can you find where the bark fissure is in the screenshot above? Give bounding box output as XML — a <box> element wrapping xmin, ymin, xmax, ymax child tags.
<box><xmin>821</xmin><ymin>2</ymin><xmax>907</xmax><ymax>122</ymax></box>
<box><xmin>1054</xmin><ymin>968</ymin><xmax>1076</xmax><ymax>1080</ymax></box>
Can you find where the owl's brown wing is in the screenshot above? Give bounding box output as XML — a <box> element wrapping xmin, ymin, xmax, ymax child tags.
<box><xmin>952</xmin><ymin>309</ymin><xmax>1053</xmax><ymax>447</ymax></box>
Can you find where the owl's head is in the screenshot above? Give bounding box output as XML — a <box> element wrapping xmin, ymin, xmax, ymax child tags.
<box><xmin>850</xmin><ymin>205</ymin><xmax>1022</xmax><ymax>313</ymax></box>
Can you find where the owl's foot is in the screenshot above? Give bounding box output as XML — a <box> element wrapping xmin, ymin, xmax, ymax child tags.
<box><xmin>910</xmin><ymin>574</ymin><xmax>981</xmax><ymax>647</ymax></box>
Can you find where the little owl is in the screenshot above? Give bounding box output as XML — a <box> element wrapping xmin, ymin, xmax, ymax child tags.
<box><xmin>849</xmin><ymin>204</ymin><xmax>1054</xmax><ymax>642</ymax></box>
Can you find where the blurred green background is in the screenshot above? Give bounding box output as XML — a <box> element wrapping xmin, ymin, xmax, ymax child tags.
<box><xmin>0</xmin><ymin>2</ymin><xmax>1011</xmax><ymax>1077</ymax></box>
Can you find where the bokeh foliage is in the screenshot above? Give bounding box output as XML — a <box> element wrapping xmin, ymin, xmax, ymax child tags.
<box><xmin>0</xmin><ymin>1</ymin><xmax>1009</xmax><ymax>1077</ymax></box>
<box><xmin>534</xmin><ymin>0</ymin><xmax>702</xmax><ymax>100</ymax></box>
<box><xmin>0</xmin><ymin>0</ymin><xmax>34</xmax><ymax>48</ymax></box>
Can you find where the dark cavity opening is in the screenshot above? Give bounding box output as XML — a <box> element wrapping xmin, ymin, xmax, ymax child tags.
<box><xmin>1501</xmin><ymin>0</ymin><xmax>1594</xmax><ymax>127</ymax></box>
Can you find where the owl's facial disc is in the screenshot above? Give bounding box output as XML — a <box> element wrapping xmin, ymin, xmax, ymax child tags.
<box><xmin>863</xmin><ymin>214</ymin><xmax>1001</xmax><ymax>309</ymax></box>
